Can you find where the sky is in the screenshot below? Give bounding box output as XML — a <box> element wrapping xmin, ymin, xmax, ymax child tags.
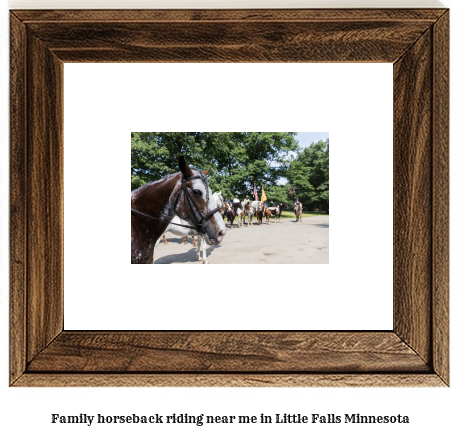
<box><xmin>295</xmin><ymin>131</ymin><xmax>329</xmax><ymax>150</ymax></box>
<box><xmin>276</xmin><ymin>131</ymin><xmax>329</xmax><ymax>185</ymax></box>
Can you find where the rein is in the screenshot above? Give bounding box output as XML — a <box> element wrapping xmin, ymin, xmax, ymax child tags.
<box><xmin>130</xmin><ymin>208</ymin><xmax>197</xmax><ymax>230</ymax></box>
<box><xmin>131</xmin><ymin>172</ymin><xmax>220</xmax><ymax>235</ymax></box>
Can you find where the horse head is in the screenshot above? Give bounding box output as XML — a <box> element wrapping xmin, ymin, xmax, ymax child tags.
<box><xmin>176</xmin><ymin>157</ymin><xmax>226</xmax><ymax>245</ymax></box>
<box><xmin>213</xmin><ymin>191</ymin><xmax>224</xmax><ymax>208</ymax></box>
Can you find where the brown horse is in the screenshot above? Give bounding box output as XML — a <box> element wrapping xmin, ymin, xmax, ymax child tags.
<box><xmin>295</xmin><ymin>204</ymin><xmax>303</xmax><ymax>222</ymax></box>
<box><xmin>225</xmin><ymin>201</ymin><xmax>243</xmax><ymax>229</ymax></box>
<box><xmin>255</xmin><ymin>205</ymin><xmax>271</xmax><ymax>224</ymax></box>
<box><xmin>267</xmin><ymin>206</ymin><xmax>279</xmax><ymax>223</ymax></box>
<box><xmin>131</xmin><ymin>156</ymin><xmax>226</xmax><ymax>263</ymax></box>
<box><xmin>263</xmin><ymin>205</ymin><xmax>272</xmax><ymax>224</ymax></box>
<box><xmin>244</xmin><ymin>202</ymin><xmax>255</xmax><ymax>225</ymax></box>
<box><xmin>255</xmin><ymin>209</ymin><xmax>262</xmax><ymax>225</ymax></box>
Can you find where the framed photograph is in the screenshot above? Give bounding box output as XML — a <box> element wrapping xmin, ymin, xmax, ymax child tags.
<box><xmin>128</xmin><ymin>131</ymin><xmax>330</xmax><ymax>265</ymax></box>
<box><xmin>10</xmin><ymin>9</ymin><xmax>449</xmax><ymax>386</ymax></box>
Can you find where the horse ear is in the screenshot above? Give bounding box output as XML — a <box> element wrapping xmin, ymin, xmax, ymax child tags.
<box><xmin>179</xmin><ymin>156</ymin><xmax>193</xmax><ymax>179</ymax></box>
<box><xmin>203</xmin><ymin>168</ymin><xmax>210</xmax><ymax>177</ymax></box>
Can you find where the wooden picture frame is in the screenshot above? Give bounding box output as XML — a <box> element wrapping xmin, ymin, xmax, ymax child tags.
<box><xmin>10</xmin><ymin>9</ymin><xmax>449</xmax><ymax>387</ymax></box>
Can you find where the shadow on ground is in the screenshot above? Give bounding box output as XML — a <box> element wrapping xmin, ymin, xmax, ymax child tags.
<box><xmin>154</xmin><ymin>241</ymin><xmax>222</xmax><ymax>264</ymax></box>
<box><xmin>311</xmin><ymin>223</ymin><xmax>330</xmax><ymax>228</ymax></box>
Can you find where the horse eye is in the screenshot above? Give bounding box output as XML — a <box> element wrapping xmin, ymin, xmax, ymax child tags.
<box><xmin>192</xmin><ymin>189</ymin><xmax>202</xmax><ymax>197</ymax></box>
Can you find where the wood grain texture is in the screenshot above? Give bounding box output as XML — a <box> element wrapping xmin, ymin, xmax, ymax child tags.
<box><xmin>12</xmin><ymin>9</ymin><xmax>447</xmax><ymax>22</ymax></box>
<box><xmin>13</xmin><ymin>373</ymin><xmax>446</xmax><ymax>388</ymax></box>
<box><xmin>9</xmin><ymin>9</ymin><xmax>449</xmax><ymax>387</ymax></box>
<box><xmin>26</xmin><ymin>21</ymin><xmax>432</xmax><ymax>63</ymax></box>
<box><xmin>26</xmin><ymin>34</ymin><xmax>64</xmax><ymax>362</ymax></box>
<box><xmin>432</xmin><ymin>11</ymin><xmax>449</xmax><ymax>385</ymax></box>
<box><xmin>27</xmin><ymin>332</ymin><xmax>429</xmax><ymax>373</ymax></box>
<box><xmin>10</xmin><ymin>13</ymin><xmax>28</xmax><ymax>385</ymax></box>
<box><xmin>393</xmin><ymin>29</ymin><xmax>433</xmax><ymax>364</ymax></box>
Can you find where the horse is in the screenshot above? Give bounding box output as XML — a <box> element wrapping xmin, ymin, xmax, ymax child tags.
<box><xmin>237</xmin><ymin>203</ymin><xmax>246</xmax><ymax>227</ymax></box>
<box><xmin>244</xmin><ymin>202</ymin><xmax>255</xmax><ymax>225</ymax></box>
<box><xmin>255</xmin><ymin>205</ymin><xmax>270</xmax><ymax>224</ymax></box>
<box><xmin>162</xmin><ymin>191</ymin><xmax>224</xmax><ymax>248</ymax></box>
<box><xmin>247</xmin><ymin>200</ymin><xmax>262</xmax><ymax>224</ymax></box>
<box><xmin>158</xmin><ymin>189</ymin><xmax>225</xmax><ymax>264</ymax></box>
<box><xmin>267</xmin><ymin>205</ymin><xmax>280</xmax><ymax>224</ymax></box>
<box><xmin>224</xmin><ymin>203</ymin><xmax>233</xmax><ymax>227</ymax></box>
<box><xmin>213</xmin><ymin>192</ymin><xmax>226</xmax><ymax>219</ymax></box>
<box><xmin>263</xmin><ymin>205</ymin><xmax>272</xmax><ymax>224</ymax></box>
<box><xmin>213</xmin><ymin>191</ymin><xmax>224</xmax><ymax>210</ymax></box>
<box><xmin>267</xmin><ymin>202</ymin><xmax>288</xmax><ymax>223</ymax></box>
<box><xmin>277</xmin><ymin>202</ymin><xmax>289</xmax><ymax>221</ymax></box>
<box><xmin>294</xmin><ymin>203</ymin><xmax>303</xmax><ymax>222</ymax></box>
<box><xmin>254</xmin><ymin>204</ymin><xmax>264</xmax><ymax>224</ymax></box>
<box><xmin>255</xmin><ymin>209</ymin><xmax>262</xmax><ymax>225</ymax></box>
<box><xmin>241</xmin><ymin>197</ymin><xmax>251</xmax><ymax>210</ymax></box>
<box><xmin>131</xmin><ymin>156</ymin><xmax>226</xmax><ymax>264</ymax></box>
<box><xmin>157</xmin><ymin>216</ymin><xmax>210</xmax><ymax>263</ymax></box>
<box><xmin>225</xmin><ymin>201</ymin><xmax>244</xmax><ymax>229</ymax></box>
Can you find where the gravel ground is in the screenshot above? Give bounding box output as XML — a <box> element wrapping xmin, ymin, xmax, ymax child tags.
<box><xmin>154</xmin><ymin>215</ymin><xmax>329</xmax><ymax>264</ymax></box>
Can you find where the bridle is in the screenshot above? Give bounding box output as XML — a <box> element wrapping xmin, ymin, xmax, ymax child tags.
<box><xmin>131</xmin><ymin>171</ymin><xmax>220</xmax><ymax>235</ymax></box>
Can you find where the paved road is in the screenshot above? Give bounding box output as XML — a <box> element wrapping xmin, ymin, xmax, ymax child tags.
<box><xmin>154</xmin><ymin>215</ymin><xmax>329</xmax><ymax>264</ymax></box>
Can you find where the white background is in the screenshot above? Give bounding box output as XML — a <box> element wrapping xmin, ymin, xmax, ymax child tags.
<box><xmin>63</xmin><ymin>63</ymin><xmax>392</xmax><ymax>331</ymax></box>
<box><xmin>1</xmin><ymin>1</ymin><xmax>459</xmax><ymax>436</ymax></box>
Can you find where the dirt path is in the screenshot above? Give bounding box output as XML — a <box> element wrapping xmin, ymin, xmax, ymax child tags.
<box><xmin>154</xmin><ymin>215</ymin><xmax>329</xmax><ymax>264</ymax></box>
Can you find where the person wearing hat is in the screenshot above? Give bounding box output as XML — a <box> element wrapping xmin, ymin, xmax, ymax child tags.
<box><xmin>233</xmin><ymin>195</ymin><xmax>240</xmax><ymax>204</ymax></box>
<box><xmin>295</xmin><ymin>198</ymin><xmax>302</xmax><ymax>208</ymax></box>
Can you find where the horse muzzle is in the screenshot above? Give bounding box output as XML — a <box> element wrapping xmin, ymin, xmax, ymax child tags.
<box><xmin>204</xmin><ymin>230</ymin><xmax>225</xmax><ymax>246</ymax></box>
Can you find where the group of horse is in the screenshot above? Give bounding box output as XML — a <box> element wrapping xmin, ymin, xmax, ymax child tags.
<box><xmin>131</xmin><ymin>157</ymin><xmax>303</xmax><ymax>264</ymax></box>
<box><xmin>222</xmin><ymin>199</ymin><xmax>290</xmax><ymax>228</ymax></box>
<box><xmin>160</xmin><ymin>196</ymin><xmax>292</xmax><ymax>262</ymax></box>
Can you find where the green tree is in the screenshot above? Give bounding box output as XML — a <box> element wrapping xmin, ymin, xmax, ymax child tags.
<box><xmin>285</xmin><ymin>139</ymin><xmax>329</xmax><ymax>212</ymax></box>
<box><xmin>131</xmin><ymin>132</ymin><xmax>299</xmax><ymax>199</ymax></box>
<box><xmin>262</xmin><ymin>185</ymin><xmax>290</xmax><ymax>204</ymax></box>
<box><xmin>131</xmin><ymin>132</ymin><xmax>210</xmax><ymax>191</ymax></box>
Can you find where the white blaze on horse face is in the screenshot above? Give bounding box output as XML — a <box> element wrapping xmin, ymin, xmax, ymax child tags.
<box><xmin>191</xmin><ymin>178</ymin><xmax>207</xmax><ymax>202</ymax></box>
<box><xmin>206</xmin><ymin>188</ymin><xmax>226</xmax><ymax>238</ymax></box>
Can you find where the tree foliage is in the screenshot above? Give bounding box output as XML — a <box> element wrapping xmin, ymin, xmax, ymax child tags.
<box><xmin>131</xmin><ymin>132</ymin><xmax>329</xmax><ymax>211</ymax></box>
<box><xmin>131</xmin><ymin>132</ymin><xmax>298</xmax><ymax>197</ymax></box>
<box><xmin>285</xmin><ymin>138</ymin><xmax>329</xmax><ymax>212</ymax></box>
